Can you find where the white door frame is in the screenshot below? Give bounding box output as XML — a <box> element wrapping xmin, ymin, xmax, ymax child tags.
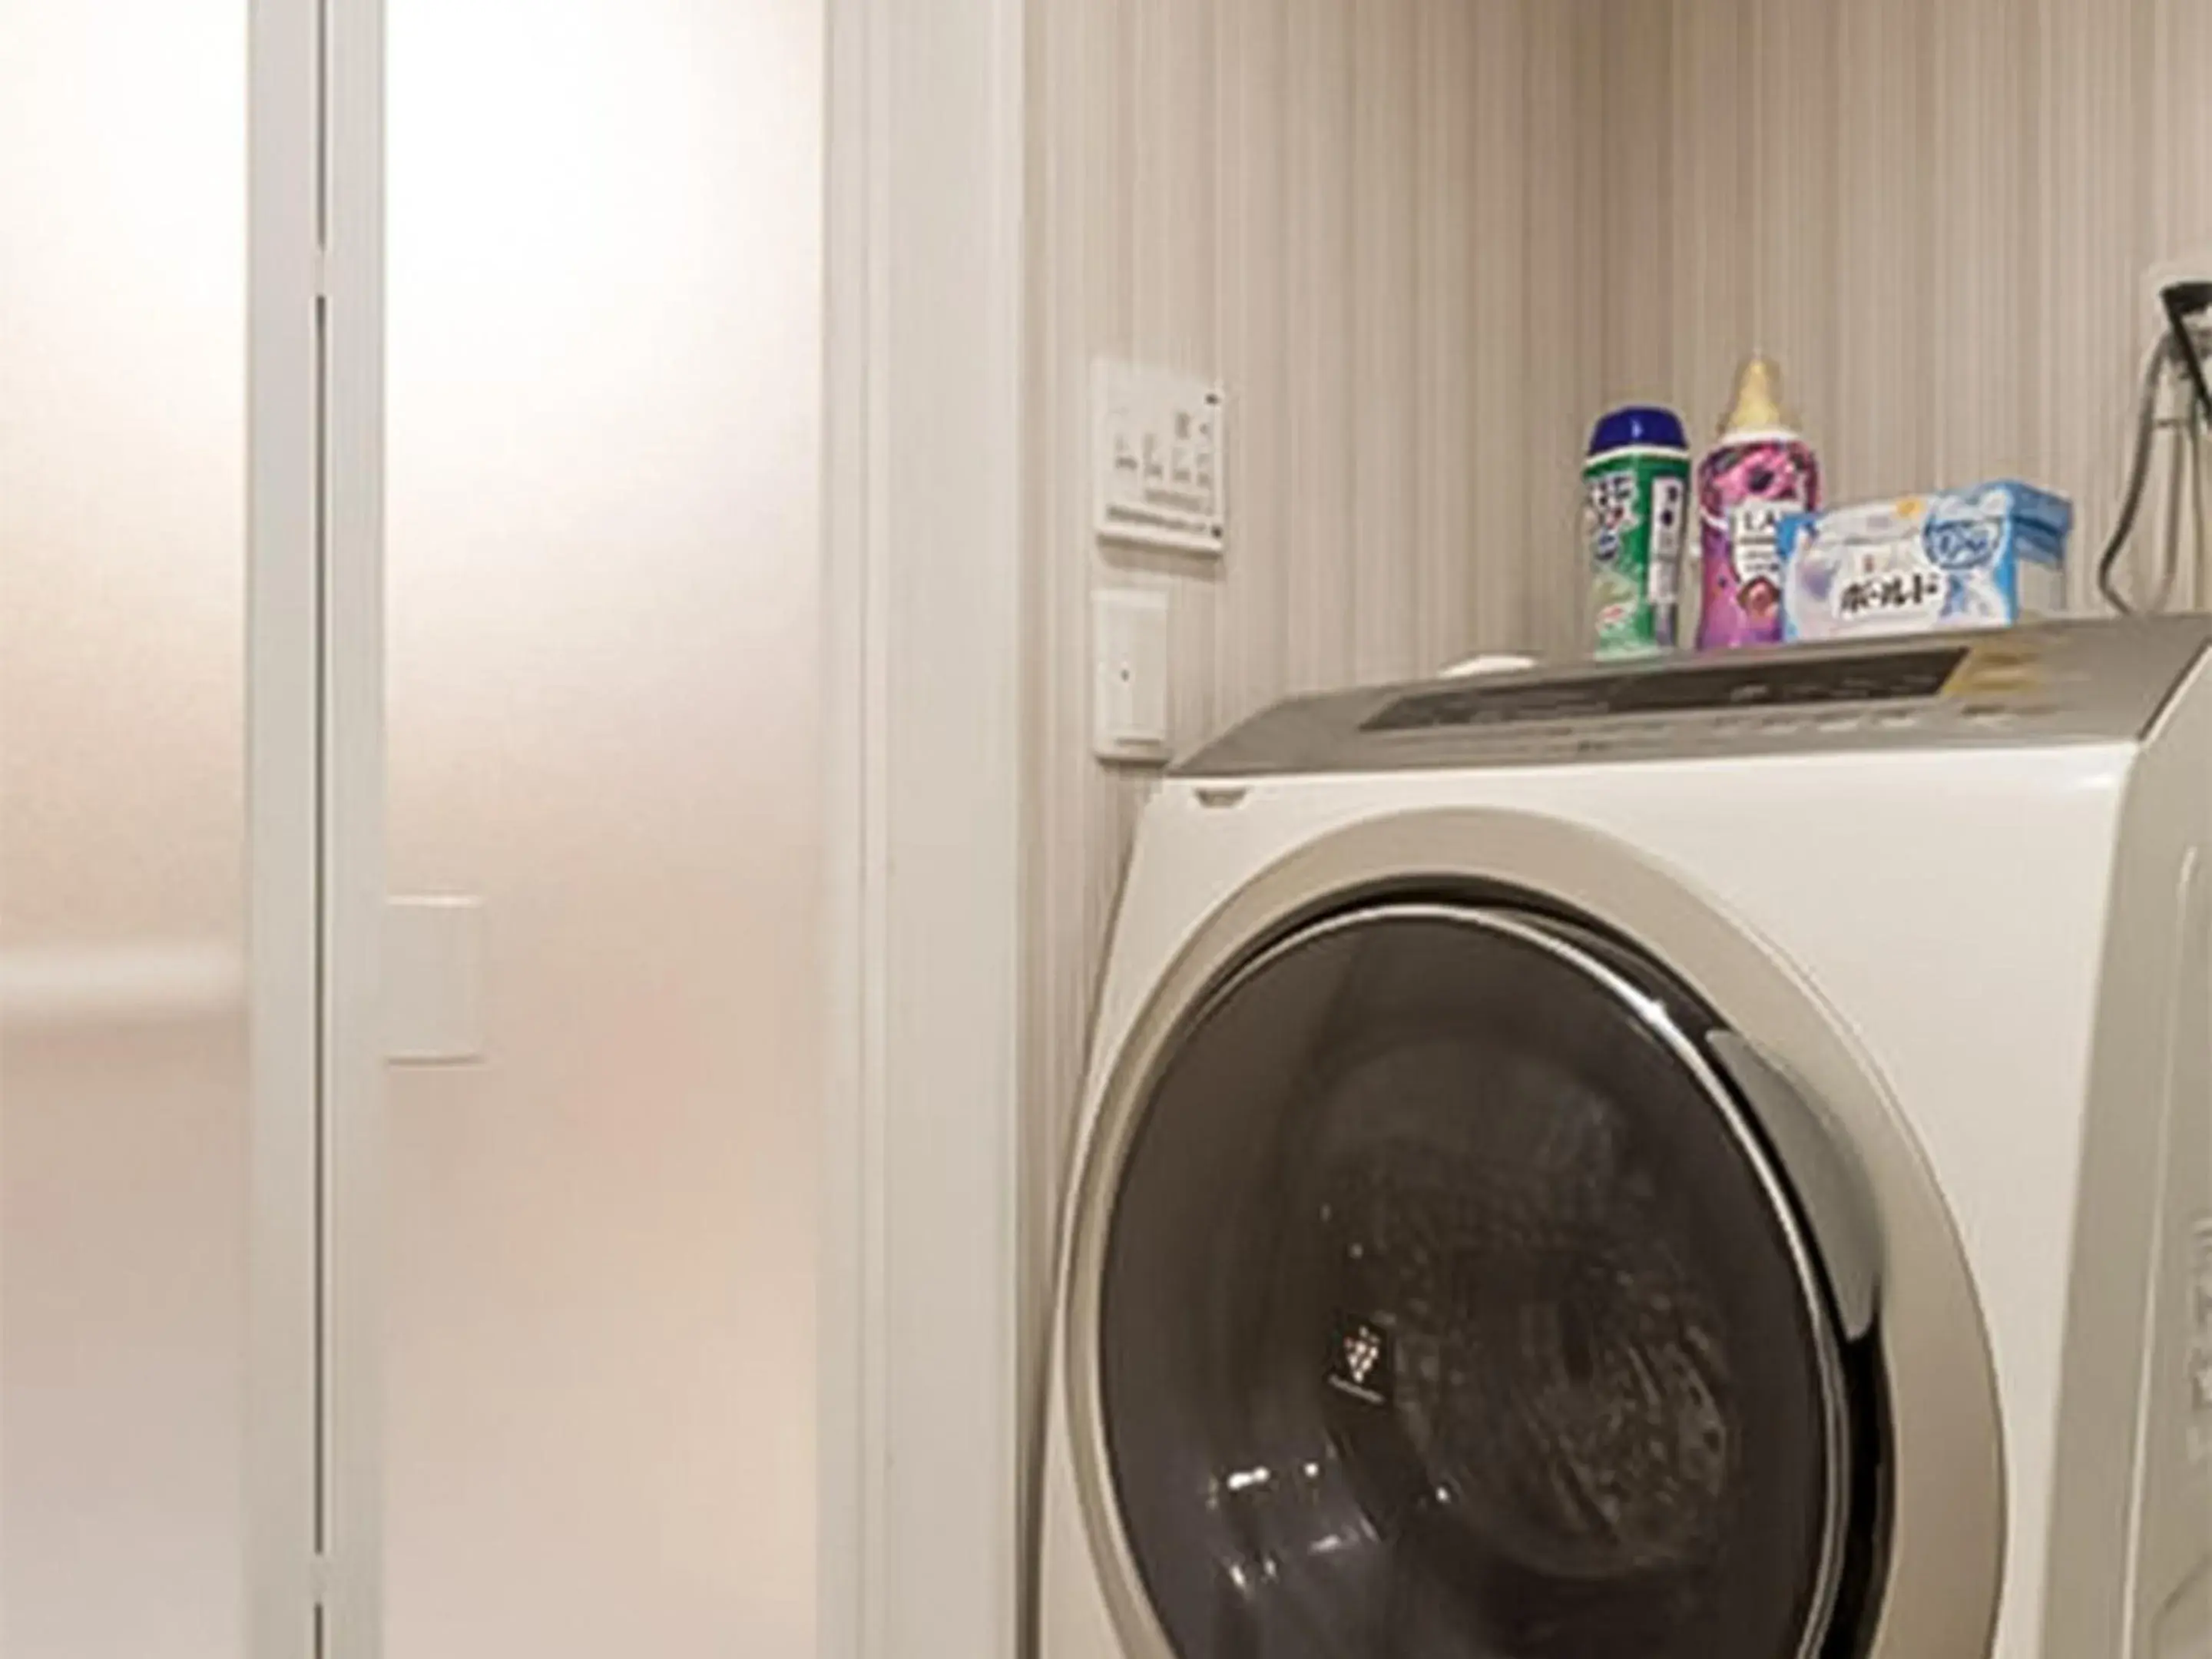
<box><xmin>252</xmin><ymin>0</ymin><xmax>1024</xmax><ymax>1649</ymax></box>
<box><xmin>247</xmin><ymin>0</ymin><xmax>385</xmax><ymax>1651</ymax></box>
<box><xmin>820</xmin><ymin>0</ymin><xmax>1028</xmax><ymax>1655</ymax></box>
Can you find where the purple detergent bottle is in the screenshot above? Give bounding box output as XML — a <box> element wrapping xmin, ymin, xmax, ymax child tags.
<box><xmin>1696</xmin><ymin>356</ymin><xmax>1821</xmax><ymax>650</ymax></box>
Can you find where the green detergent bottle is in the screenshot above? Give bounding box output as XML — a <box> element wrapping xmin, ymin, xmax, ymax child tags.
<box><xmin>1584</xmin><ymin>406</ymin><xmax>1692</xmax><ymax>659</ymax></box>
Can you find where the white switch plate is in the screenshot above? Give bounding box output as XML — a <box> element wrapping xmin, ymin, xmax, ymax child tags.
<box><xmin>1093</xmin><ymin>588</ymin><xmax>1172</xmax><ymax>764</ymax></box>
<box><xmin>1094</xmin><ymin>359</ymin><xmax>1226</xmax><ymax>556</ymax></box>
<box><xmin>384</xmin><ymin>896</ymin><xmax>487</xmax><ymax>1065</ymax></box>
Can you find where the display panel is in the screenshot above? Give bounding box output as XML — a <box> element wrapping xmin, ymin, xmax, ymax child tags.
<box><xmin>1364</xmin><ymin>647</ymin><xmax>1968</xmax><ymax>733</ymax></box>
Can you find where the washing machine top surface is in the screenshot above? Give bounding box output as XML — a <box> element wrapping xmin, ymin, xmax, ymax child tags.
<box><xmin>1179</xmin><ymin>614</ymin><xmax>2212</xmax><ymax>780</ymax></box>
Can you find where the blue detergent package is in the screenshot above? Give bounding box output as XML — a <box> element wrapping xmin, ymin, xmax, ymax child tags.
<box><xmin>1778</xmin><ymin>481</ymin><xmax>2072</xmax><ymax>642</ymax></box>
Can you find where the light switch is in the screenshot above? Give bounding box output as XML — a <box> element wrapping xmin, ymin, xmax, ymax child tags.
<box><xmin>384</xmin><ymin>896</ymin><xmax>487</xmax><ymax>1065</ymax></box>
<box><xmin>1093</xmin><ymin>588</ymin><xmax>1172</xmax><ymax>764</ymax></box>
<box><xmin>1094</xmin><ymin>360</ymin><xmax>1227</xmax><ymax>555</ymax></box>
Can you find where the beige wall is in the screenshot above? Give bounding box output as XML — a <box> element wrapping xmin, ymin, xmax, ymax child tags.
<box><xmin>1021</xmin><ymin>0</ymin><xmax>1604</xmax><ymax>1341</ymax></box>
<box><xmin>1025</xmin><ymin>0</ymin><xmax>2212</xmax><ymax>1394</ymax></box>
<box><xmin>385</xmin><ymin>0</ymin><xmax>823</xmax><ymax>1651</ymax></box>
<box><xmin>0</xmin><ymin>3</ymin><xmax>250</xmax><ymax>1653</ymax></box>
<box><xmin>1601</xmin><ymin>0</ymin><xmax>2212</xmax><ymax>608</ymax></box>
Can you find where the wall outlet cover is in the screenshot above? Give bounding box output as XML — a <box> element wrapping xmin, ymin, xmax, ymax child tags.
<box><xmin>1092</xmin><ymin>588</ymin><xmax>1172</xmax><ymax>764</ymax></box>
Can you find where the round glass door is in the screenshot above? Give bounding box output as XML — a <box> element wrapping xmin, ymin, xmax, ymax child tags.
<box><xmin>1094</xmin><ymin>903</ymin><xmax>1852</xmax><ymax>1659</ymax></box>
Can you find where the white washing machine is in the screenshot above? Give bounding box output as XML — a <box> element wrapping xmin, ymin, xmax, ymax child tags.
<box><xmin>1040</xmin><ymin>616</ymin><xmax>2212</xmax><ymax>1659</ymax></box>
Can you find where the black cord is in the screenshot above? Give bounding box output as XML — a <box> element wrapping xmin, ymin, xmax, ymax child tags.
<box><xmin>2107</xmin><ymin>294</ymin><xmax>2212</xmax><ymax>614</ymax></box>
<box><xmin>2162</xmin><ymin>282</ymin><xmax>2212</xmax><ymax>429</ymax></box>
<box><xmin>2156</xmin><ymin>395</ymin><xmax>2190</xmax><ymax>614</ymax></box>
<box><xmin>2098</xmin><ymin>336</ymin><xmax>2180</xmax><ymax>615</ymax></box>
<box><xmin>2194</xmin><ymin>402</ymin><xmax>2209</xmax><ymax>601</ymax></box>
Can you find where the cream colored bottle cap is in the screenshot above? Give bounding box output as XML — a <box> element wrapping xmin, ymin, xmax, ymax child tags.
<box><xmin>1720</xmin><ymin>355</ymin><xmax>1794</xmax><ymax>437</ymax></box>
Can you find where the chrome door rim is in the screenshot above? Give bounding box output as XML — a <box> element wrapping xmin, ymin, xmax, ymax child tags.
<box><xmin>1075</xmin><ymin>899</ymin><xmax>1851</xmax><ymax>1659</ymax></box>
<box><xmin>1057</xmin><ymin>806</ymin><xmax>2005</xmax><ymax>1659</ymax></box>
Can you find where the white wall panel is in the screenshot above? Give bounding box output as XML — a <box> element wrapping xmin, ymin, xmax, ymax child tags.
<box><xmin>1412</xmin><ymin>0</ymin><xmax>1481</xmax><ymax>673</ymax></box>
<box><xmin>1469</xmin><ymin>0</ymin><xmax>1535</xmax><ymax>653</ymax></box>
<box><xmin>1667</xmin><ymin>0</ymin><xmax>1752</xmax><ymax>460</ymax></box>
<box><xmin>1596</xmin><ymin>0</ymin><xmax>1674</xmax><ymax>406</ymax></box>
<box><xmin>1283</xmin><ymin>0</ymin><xmax>1359</xmax><ymax>694</ymax></box>
<box><xmin>1525</xmin><ymin>0</ymin><xmax>1603</xmax><ymax>661</ymax></box>
<box><xmin>1353</xmin><ymin>0</ymin><xmax>1422</xmax><ymax>684</ymax></box>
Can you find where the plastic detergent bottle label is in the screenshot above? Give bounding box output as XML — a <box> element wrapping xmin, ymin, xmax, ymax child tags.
<box><xmin>1727</xmin><ymin>498</ymin><xmax>1798</xmax><ymax>588</ymax></box>
<box><xmin>1584</xmin><ymin>406</ymin><xmax>1691</xmax><ymax>661</ymax></box>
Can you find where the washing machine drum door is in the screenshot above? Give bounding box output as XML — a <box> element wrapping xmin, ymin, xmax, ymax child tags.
<box><xmin>1094</xmin><ymin>903</ymin><xmax>1856</xmax><ymax>1659</ymax></box>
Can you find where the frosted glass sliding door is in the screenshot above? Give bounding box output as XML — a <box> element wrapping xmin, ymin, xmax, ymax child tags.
<box><xmin>0</xmin><ymin>2</ymin><xmax>252</xmax><ymax>1653</ymax></box>
<box><xmin>385</xmin><ymin>2</ymin><xmax>823</xmax><ymax>1653</ymax></box>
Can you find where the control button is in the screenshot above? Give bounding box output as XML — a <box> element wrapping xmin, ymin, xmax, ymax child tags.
<box><xmin>1816</xmin><ymin>714</ymin><xmax>1863</xmax><ymax>734</ymax></box>
<box><xmin>1874</xmin><ymin>710</ymin><xmax>1919</xmax><ymax>731</ymax></box>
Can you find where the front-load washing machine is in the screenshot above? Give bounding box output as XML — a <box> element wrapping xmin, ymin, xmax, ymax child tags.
<box><xmin>1039</xmin><ymin>616</ymin><xmax>2212</xmax><ymax>1659</ymax></box>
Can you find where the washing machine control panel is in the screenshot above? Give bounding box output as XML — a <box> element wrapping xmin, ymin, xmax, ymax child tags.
<box><xmin>1363</xmin><ymin>645</ymin><xmax>1965</xmax><ymax>736</ymax></box>
<box><xmin>1179</xmin><ymin>615</ymin><xmax>2212</xmax><ymax>777</ymax></box>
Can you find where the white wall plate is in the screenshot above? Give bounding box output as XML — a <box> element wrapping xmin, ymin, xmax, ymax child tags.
<box><xmin>1092</xmin><ymin>588</ymin><xmax>1172</xmax><ymax>763</ymax></box>
<box><xmin>1093</xmin><ymin>359</ymin><xmax>1226</xmax><ymax>556</ymax></box>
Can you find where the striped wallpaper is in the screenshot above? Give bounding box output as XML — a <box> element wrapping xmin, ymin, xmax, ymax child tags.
<box><xmin>1019</xmin><ymin>0</ymin><xmax>1603</xmax><ymax>1358</ymax></box>
<box><xmin>1607</xmin><ymin>0</ymin><xmax>2212</xmax><ymax>612</ymax></box>
<box><xmin>1021</xmin><ymin>0</ymin><xmax>2212</xmax><ymax>1346</ymax></box>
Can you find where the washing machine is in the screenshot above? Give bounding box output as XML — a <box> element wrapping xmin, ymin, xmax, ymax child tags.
<box><xmin>1039</xmin><ymin>616</ymin><xmax>2212</xmax><ymax>1659</ymax></box>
